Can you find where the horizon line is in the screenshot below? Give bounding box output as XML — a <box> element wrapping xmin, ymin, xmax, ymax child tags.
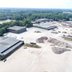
<box><xmin>0</xmin><ymin>7</ymin><xmax>72</xmax><ymax>10</ymax></box>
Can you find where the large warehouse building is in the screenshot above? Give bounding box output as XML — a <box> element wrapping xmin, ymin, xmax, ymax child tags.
<box><xmin>8</xmin><ymin>26</ymin><xmax>26</xmax><ymax>34</ymax></box>
<box><xmin>0</xmin><ymin>37</ymin><xmax>24</xmax><ymax>60</ymax></box>
<box><xmin>33</xmin><ymin>23</ymin><xmax>57</xmax><ymax>30</ymax></box>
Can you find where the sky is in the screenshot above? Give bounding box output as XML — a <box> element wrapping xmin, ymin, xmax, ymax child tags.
<box><xmin>0</xmin><ymin>0</ymin><xmax>72</xmax><ymax>9</ymax></box>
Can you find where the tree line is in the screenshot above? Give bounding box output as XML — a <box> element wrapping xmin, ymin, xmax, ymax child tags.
<box><xmin>0</xmin><ymin>19</ymin><xmax>32</xmax><ymax>36</ymax></box>
<box><xmin>0</xmin><ymin>8</ymin><xmax>72</xmax><ymax>36</ymax></box>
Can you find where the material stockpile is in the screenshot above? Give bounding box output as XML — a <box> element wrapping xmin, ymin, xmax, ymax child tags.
<box><xmin>48</xmin><ymin>37</ymin><xmax>72</xmax><ymax>54</ymax></box>
<box><xmin>52</xmin><ymin>46</ymin><xmax>71</xmax><ymax>54</ymax></box>
<box><xmin>36</xmin><ymin>36</ymin><xmax>48</xmax><ymax>43</ymax></box>
<box><xmin>48</xmin><ymin>37</ymin><xmax>72</xmax><ymax>48</ymax></box>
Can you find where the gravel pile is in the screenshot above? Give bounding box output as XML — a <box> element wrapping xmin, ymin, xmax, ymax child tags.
<box><xmin>48</xmin><ymin>37</ymin><xmax>72</xmax><ymax>48</ymax></box>
<box><xmin>36</xmin><ymin>36</ymin><xmax>48</xmax><ymax>43</ymax></box>
<box><xmin>52</xmin><ymin>47</ymin><xmax>71</xmax><ymax>54</ymax></box>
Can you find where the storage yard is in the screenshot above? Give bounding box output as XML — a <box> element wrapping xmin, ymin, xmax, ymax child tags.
<box><xmin>0</xmin><ymin>21</ymin><xmax>72</xmax><ymax>72</ymax></box>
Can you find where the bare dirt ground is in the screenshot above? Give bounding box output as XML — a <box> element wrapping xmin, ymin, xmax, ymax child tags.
<box><xmin>0</xmin><ymin>42</ymin><xmax>72</xmax><ymax>72</ymax></box>
<box><xmin>1</xmin><ymin>24</ymin><xmax>72</xmax><ymax>72</ymax></box>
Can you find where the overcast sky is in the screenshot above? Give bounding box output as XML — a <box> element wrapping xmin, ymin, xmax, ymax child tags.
<box><xmin>0</xmin><ymin>0</ymin><xmax>72</xmax><ymax>9</ymax></box>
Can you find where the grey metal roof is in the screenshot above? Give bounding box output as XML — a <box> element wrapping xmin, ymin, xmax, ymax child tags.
<box><xmin>0</xmin><ymin>37</ymin><xmax>20</xmax><ymax>53</ymax></box>
<box><xmin>3</xmin><ymin>42</ymin><xmax>23</xmax><ymax>55</ymax></box>
<box><xmin>33</xmin><ymin>22</ymin><xmax>57</xmax><ymax>29</ymax></box>
<box><xmin>8</xmin><ymin>26</ymin><xmax>26</xmax><ymax>31</ymax></box>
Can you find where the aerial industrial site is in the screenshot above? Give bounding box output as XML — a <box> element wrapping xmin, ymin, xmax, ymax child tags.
<box><xmin>0</xmin><ymin>5</ymin><xmax>72</xmax><ymax>72</ymax></box>
<box><xmin>0</xmin><ymin>18</ymin><xmax>72</xmax><ymax>72</ymax></box>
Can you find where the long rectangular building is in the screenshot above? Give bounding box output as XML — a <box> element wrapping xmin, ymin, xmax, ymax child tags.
<box><xmin>0</xmin><ymin>37</ymin><xmax>24</xmax><ymax>60</ymax></box>
<box><xmin>8</xmin><ymin>26</ymin><xmax>26</xmax><ymax>34</ymax></box>
<box><xmin>33</xmin><ymin>23</ymin><xmax>57</xmax><ymax>30</ymax></box>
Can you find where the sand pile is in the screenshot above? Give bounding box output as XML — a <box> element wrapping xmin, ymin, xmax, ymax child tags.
<box><xmin>52</xmin><ymin>47</ymin><xmax>71</xmax><ymax>54</ymax></box>
<box><xmin>36</xmin><ymin>36</ymin><xmax>48</xmax><ymax>43</ymax></box>
<box><xmin>48</xmin><ymin>37</ymin><xmax>72</xmax><ymax>48</ymax></box>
